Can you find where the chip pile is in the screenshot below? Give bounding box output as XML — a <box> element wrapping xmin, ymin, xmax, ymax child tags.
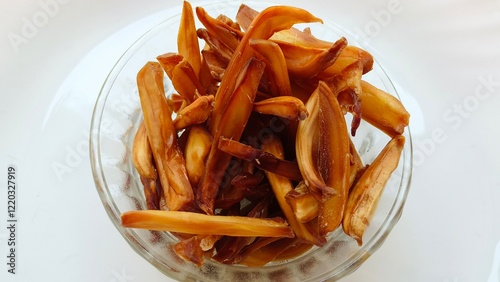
<box><xmin>121</xmin><ymin>1</ymin><xmax>410</xmax><ymax>267</ymax></box>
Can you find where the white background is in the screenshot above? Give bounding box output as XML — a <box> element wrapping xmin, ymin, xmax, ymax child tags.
<box><xmin>1</xmin><ymin>0</ymin><xmax>500</xmax><ymax>281</ymax></box>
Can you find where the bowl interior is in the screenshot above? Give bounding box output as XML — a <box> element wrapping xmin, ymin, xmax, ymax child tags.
<box><xmin>90</xmin><ymin>1</ymin><xmax>413</xmax><ymax>281</ymax></box>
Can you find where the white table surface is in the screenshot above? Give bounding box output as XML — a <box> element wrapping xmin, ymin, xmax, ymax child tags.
<box><xmin>1</xmin><ymin>0</ymin><xmax>499</xmax><ymax>281</ymax></box>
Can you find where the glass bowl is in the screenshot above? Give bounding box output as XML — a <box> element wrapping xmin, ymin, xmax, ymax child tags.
<box><xmin>89</xmin><ymin>1</ymin><xmax>413</xmax><ymax>281</ymax></box>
